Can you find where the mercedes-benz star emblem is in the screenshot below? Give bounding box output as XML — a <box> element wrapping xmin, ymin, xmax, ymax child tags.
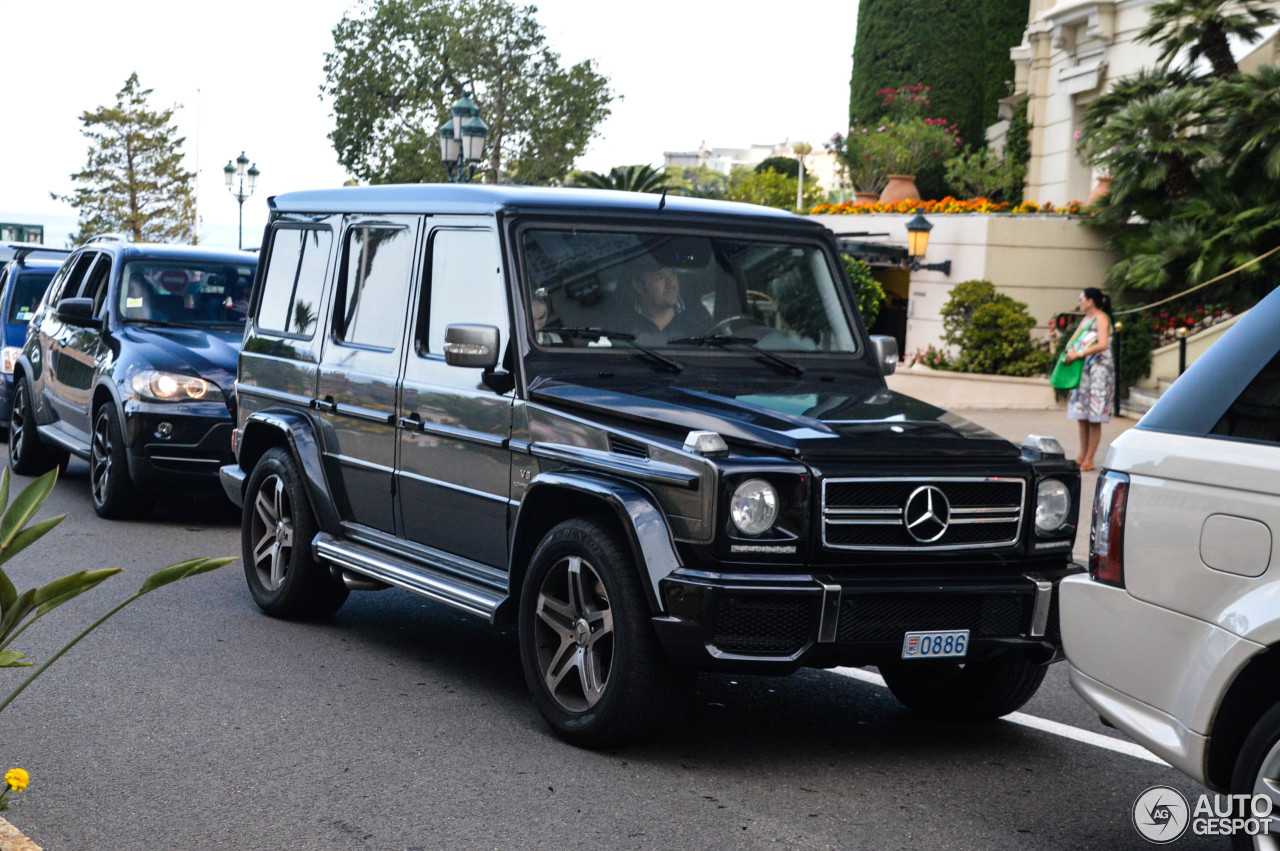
<box><xmin>903</xmin><ymin>485</ymin><xmax>950</xmax><ymax>543</ymax></box>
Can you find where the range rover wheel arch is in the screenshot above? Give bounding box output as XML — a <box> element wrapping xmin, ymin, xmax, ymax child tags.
<box><xmin>1206</xmin><ymin>645</ymin><xmax>1280</xmax><ymax>791</ymax></box>
<box><xmin>238</xmin><ymin>411</ymin><xmax>341</xmax><ymax>534</ymax></box>
<box><xmin>507</xmin><ymin>473</ymin><xmax>681</xmax><ymax>620</ymax></box>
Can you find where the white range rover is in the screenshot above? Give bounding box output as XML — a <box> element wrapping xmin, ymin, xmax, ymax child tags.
<box><xmin>1061</xmin><ymin>285</ymin><xmax>1280</xmax><ymax>840</ymax></box>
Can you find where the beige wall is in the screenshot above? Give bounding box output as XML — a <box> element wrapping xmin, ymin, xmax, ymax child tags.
<box><xmin>811</xmin><ymin>213</ymin><xmax>1119</xmax><ymax>356</ymax></box>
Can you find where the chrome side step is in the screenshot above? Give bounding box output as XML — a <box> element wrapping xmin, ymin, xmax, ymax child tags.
<box><xmin>314</xmin><ymin>533</ymin><xmax>506</xmax><ymax>622</ymax></box>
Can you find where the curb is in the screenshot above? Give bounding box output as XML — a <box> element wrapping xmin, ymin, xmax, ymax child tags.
<box><xmin>0</xmin><ymin>817</ymin><xmax>40</xmax><ymax>851</ymax></box>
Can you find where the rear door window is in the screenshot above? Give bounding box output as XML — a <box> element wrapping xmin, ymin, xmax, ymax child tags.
<box><xmin>332</xmin><ymin>223</ymin><xmax>415</xmax><ymax>349</ymax></box>
<box><xmin>256</xmin><ymin>227</ymin><xmax>332</xmax><ymax>338</ymax></box>
<box><xmin>1211</xmin><ymin>349</ymin><xmax>1280</xmax><ymax>445</ymax></box>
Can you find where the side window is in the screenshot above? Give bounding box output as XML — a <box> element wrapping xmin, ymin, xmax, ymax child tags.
<box><xmin>50</xmin><ymin>252</ymin><xmax>96</xmax><ymax>306</ymax></box>
<box><xmin>332</xmin><ymin>224</ymin><xmax>414</xmax><ymax>349</ymax></box>
<box><xmin>256</xmin><ymin>227</ymin><xmax>332</xmax><ymax>338</ymax></box>
<box><xmin>1210</xmin><ymin>348</ymin><xmax>1280</xmax><ymax>445</ymax></box>
<box><xmin>423</xmin><ymin>229</ymin><xmax>506</xmax><ymax>354</ymax></box>
<box><xmin>79</xmin><ymin>255</ymin><xmax>113</xmax><ymax>316</ymax></box>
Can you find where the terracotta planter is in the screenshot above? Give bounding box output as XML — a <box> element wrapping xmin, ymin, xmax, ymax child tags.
<box><xmin>1086</xmin><ymin>175</ymin><xmax>1113</xmax><ymax>205</ymax></box>
<box><xmin>854</xmin><ymin>191</ymin><xmax>880</xmax><ymax>205</ymax></box>
<box><xmin>879</xmin><ymin>174</ymin><xmax>920</xmax><ymax>204</ymax></box>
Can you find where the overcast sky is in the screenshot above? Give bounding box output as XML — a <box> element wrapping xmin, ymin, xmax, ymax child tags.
<box><xmin>4</xmin><ymin>0</ymin><xmax>860</xmax><ymax>249</ymax></box>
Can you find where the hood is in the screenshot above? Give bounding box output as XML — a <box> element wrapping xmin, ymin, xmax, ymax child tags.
<box><xmin>116</xmin><ymin>325</ymin><xmax>242</xmax><ymax>388</ymax></box>
<box><xmin>530</xmin><ymin>377</ymin><xmax>1019</xmax><ymax>459</ymax></box>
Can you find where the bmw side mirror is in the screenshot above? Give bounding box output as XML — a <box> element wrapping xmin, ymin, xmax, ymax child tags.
<box><xmin>443</xmin><ymin>324</ymin><xmax>500</xmax><ymax>369</ymax></box>
<box><xmin>55</xmin><ymin>297</ymin><xmax>101</xmax><ymax>329</ymax></box>
<box><xmin>870</xmin><ymin>335</ymin><xmax>898</xmax><ymax>376</ymax></box>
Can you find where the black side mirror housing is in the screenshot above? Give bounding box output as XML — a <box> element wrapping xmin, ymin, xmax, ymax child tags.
<box><xmin>56</xmin><ymin>297</ymin><xmax>101</xmax><ymax>329</ymax></box>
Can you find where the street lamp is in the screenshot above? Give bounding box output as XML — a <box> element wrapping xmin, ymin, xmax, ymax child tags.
<box><xmin>904</xmin><ymin>212</ymin><xmax>952</xmax><ymax>276</ymax></box>
<box><xmin>224</xmin><ymin>151</ymin><xmax>259</xmax><ymax>250</ymax></box>
<box><xmin>438</xmin><ymin>92</ymin><xmax>488</xmax><ymax>183</ymax></box>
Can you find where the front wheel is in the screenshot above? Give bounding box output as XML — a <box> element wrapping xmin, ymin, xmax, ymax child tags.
<box><xmin>518</xmin><ymin>517</ymin><xmax>684</xmax><ymax>747</ymax></box>
<box><xmin>90</xmin><ymin>403</ymin><xmax>154</xmax><ymax>518</ymax></box>
<box><xmin>880</xmin><ymin>651</ymin><xmax>1048</xmax><ymax>720</ymax></box>
<box><xmin>242</xmin><ymin>447</ymin><xmax>348</xmax><ymax>618</ymax></box>
<box><xmin>1229</xmin><ymin>703</ymin><xmax>1280</xmax><ymax>851</ymax></box>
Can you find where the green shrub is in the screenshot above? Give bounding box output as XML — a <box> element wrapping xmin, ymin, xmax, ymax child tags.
<box><xmin>843</xmin><ymin>255</ymin><xmax>887</xmax><ymax>328</ymax></box>
<box><xmin>941</xmin><ymin>280</ymin><xmax>1052</xmax><ymax>376</ymax></box>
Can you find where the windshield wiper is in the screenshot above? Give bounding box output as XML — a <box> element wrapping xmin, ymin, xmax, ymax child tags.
<box><xmin>668</xmin><ymin>334</ymin><xmax>805</xmax><ymax>377</ymax></box>
<box><xmin>125</xmin><ymin>318</ymin><xmax>207</xmax><ymax>330</ymax></box>
<box><xmin>551</xmin><ymin>327</ymin><xmax>684</xmax><ymax>373</ymax></box>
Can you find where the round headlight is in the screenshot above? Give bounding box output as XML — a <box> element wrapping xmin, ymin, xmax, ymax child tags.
<box><xmin>730</xmin><ymin>479</ymin><xmax>779</xmax><ymax>536</ymax></box>
<box><xmin>1035</xmin><ymin>479</ymin><xmax>1071</xmax><ymax>533</ymax></box>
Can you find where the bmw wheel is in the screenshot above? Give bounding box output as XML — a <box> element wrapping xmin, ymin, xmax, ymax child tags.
<box><xmin>9</xmin><ymin>376</ymin><xmax>66</xmax><ymax>476</ymax></box>
<box><xmin>90</xmin><ymin>403</ymin><xmax>153</xmax><ymax>518</ymax></box>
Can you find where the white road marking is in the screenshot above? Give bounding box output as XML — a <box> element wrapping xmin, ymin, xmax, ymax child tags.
<box><xmin>830</xmin><ymin>666</ymin><xmax>1171</xmax><ymax>766</ymax></box>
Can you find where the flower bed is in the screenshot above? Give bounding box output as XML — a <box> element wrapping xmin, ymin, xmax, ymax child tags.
<box><xmin>810</xmin><ymin>196</ymin><xmax>1091</xmax><ymax>216</ymax></box>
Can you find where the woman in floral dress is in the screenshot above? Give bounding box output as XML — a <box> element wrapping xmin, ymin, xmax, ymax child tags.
<box><xmin>1065</xmin><ymin>287</ymin><xmax>1113</xmax><ymax>470</ymax></box>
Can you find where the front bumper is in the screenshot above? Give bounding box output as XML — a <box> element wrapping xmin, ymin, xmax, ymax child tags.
<box><xmin>123</xmin><ymin>401</ymin><xmax>234</xmax><ymax>491</ymax></box>
<box><xmin>651</xmin><ymin>566</ymin><xmax>1079</xmax><ymax>674</ymax></box>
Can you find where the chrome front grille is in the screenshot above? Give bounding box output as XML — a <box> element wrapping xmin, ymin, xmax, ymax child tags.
<box><xmin>821</xmin><ymin>477</ymin><xmax>1026</xmax><ymax>551</ymax></box>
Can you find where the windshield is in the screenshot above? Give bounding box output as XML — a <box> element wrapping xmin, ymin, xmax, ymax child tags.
<box><xmin>7</xmin><ymin>272</ymin><xmax>53</xmax><ymax>322</ymax></box>
<box><xmin>521</xmin><ymin>229</ymin><xmax>858</xmax><ymax>353</ymax></box>
<box><xmin>119</xmin><ymin>260</ymin><xmax>255</xmax><ymax>326</ymax></box>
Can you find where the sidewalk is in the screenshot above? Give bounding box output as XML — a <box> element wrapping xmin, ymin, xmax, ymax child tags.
<box><xmin>955</xmin><ymin>407</ymin><xmax>1138</xmax><ymax>563</ymax></box>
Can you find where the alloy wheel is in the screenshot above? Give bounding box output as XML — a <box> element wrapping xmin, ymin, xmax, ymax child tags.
<box><xmin>1250</xmin><ymin>738</ymin><xmax>1280</xmax><ymax>850</ymax></box>
<box><xmin>249</xmin><ymin>473</ymin><xmax>294</xmax><ymax>592</ymax></box>
<box><xmin>9</xmin><ymin>384</ymin><xmax>26</xmax><ymax>462</ymax></box>
<box><xmin>90</xmin><ymin>410</ymin><xmax>113</xmax><ymax>507</ymax></box>
<box><xmin>532</xmin><ymin>554</ymin><xmax>615</xmax><ymax>713</ymax></box>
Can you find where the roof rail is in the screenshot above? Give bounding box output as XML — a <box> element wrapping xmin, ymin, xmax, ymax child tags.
<box><xmin>86</xmin><ymin>232</ymin><xmax>128</xmax><ymax>244</ymax></box>
<box><xmin>12</xmin><ymin>245</ymin><xmax>70</xmax><ymax>264</ymax></box>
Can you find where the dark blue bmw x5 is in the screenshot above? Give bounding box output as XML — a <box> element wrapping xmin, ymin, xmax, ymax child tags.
<box><xmin>9</xmin><ymin>235</ymin><xmax>256</xmax><ymax>517</ymax></box>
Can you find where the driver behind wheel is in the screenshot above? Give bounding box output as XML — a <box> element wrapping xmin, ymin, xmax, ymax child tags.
<box><xmin>626</xmin><ymin>256</ymin><xmax>709</xmax><ymax>343</ymax></box>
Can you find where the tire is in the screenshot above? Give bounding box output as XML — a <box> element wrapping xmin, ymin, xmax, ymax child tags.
<box><xmin>518</xmin><ymin>517</ymin><xmax>685</xmax><ymax>747</ymax></box>
<box><xmin>1229</xmin><ymin>702</ymin><xmax>1280</xmax><ymax>851</ymax></box>
<box><xmin>242</xmin><ymin>447</ymin><xmax>348</xmax><ymax>618</ymax></box>
<box><xmin>90</xmin><ymin>403</ymin><xmax>155</xmax><ymax>519</ymax></box>
<box><xmin>880</xmin><ymin>651</ymin><xmax>1048</xmax><ymax>720</ymax></box>
<box><xmin>8</xmin><ymin>375</ymin><xmax>66</xmax><ymax>476</ymax></box>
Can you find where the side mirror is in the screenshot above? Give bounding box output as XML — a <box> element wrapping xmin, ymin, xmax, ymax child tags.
<box><xmin>870</xmin><ymin>335</ymin><xmax>898</xmax><ymax>376</ymax></box>
<box><xmin>444</xmin><ymin>324</ymin><xmax>500</xmax><ymax>369</ymax></box>
<box><xmin>55</xmin><ymin>297</ymin><xmax>100</xmax><ymax>329</ymax></box>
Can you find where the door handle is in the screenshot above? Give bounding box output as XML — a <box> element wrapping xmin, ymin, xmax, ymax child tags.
<box><xmin>397</xmin><ymin>414</ymin><xmax>425</xmax><ymax>432</ymax></box>
<box><xmin>310</xmin><ymin>397</ymin><xmax>338</xmax><ymax>413</ymax></box>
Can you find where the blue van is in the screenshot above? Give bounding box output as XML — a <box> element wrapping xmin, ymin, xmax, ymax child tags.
<box><xmin>0</xmin><ymin>246</ymin><xmax>68</xmax><ymax>429</ymax></box>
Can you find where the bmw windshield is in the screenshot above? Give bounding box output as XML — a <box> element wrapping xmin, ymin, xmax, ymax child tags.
<box><xmin>521</xmin><ymin>229</ymin><xmax>859</xmax><ymax>355</ymax></box>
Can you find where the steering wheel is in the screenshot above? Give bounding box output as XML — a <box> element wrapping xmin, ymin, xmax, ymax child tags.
<box><xmin>706</xmin><ymin>314</ymin><xmax>759</xmax><ymax>336</ymax></box>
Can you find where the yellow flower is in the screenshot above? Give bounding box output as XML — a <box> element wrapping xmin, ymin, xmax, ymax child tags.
<box><xmin>5</xmin><ymin>768</ymin><xmax>28</xmax><ymax>792</ymax></box>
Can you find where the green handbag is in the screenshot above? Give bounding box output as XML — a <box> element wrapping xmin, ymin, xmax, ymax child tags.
<box><xmin>1049</xmin><ymin>350</ymin><xmax>1083</xmax><ymax>390</ymax></box>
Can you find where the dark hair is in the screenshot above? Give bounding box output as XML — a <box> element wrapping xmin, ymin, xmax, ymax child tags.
<box><xmin>1083</xmin><ymin>286</ymin><xmax>1112</xmax><ymax>315</ymax></box>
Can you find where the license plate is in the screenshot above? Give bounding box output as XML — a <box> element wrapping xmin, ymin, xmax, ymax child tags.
<box><xmin>901</xmin><ymin>630</ymin><xmax>969</xmax><ymax>659</ymax></box>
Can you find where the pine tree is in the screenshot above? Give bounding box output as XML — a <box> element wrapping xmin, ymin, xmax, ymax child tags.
<box><xmin>53</xmin><ymin>73</ymin><xmax>195</xmax><ymax>244</ymax></box>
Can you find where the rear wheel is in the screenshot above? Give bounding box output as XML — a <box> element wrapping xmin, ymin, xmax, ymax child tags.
<box><xmin>518</xmin><ymin>517</ymin><xmax>685</xmax><ymax>747</ymax></box>
<box><xmin>880</xmin><ymin>651</ymin><xmax>1048</xmax><ymax>720</ymax></box>
<box><xmin>8</xmin><ymin>376</ymin><xmax>66</xmax><ymax>476</ymax></box>
<box><xmin>242</xmin><ymin>447</ymin><xmax>348</xmax><ymax>618</ymax></box>
<box><xmin>1229</xmin><ymin>702</ymin><xmax>1280</xmax><ymax>850</ymax></box>
<box><xmin>90</xmin><ymin>403</ymin><xmax>154</xmax><ymax>519</ymax></box>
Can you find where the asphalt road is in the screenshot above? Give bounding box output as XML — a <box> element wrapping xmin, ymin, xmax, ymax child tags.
<box><xmin>1</xmin><ymin>410</ymin><xmax>1228</xmax><ymax>850</ymax></box>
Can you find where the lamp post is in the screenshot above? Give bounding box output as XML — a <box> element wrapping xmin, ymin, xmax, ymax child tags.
<box><xmin>224</xmin><ymin>152</ymin><xmax>259</xmax><ymax>250</ymax></box>
<box><xmin>438</xmin><ymin>92</ymin><xmax>488</xmax><ymax>183</ymax></box>
<box><xmin>904</xmin><ymin>212</ymin><xmax>952</xmax><ymax>276</ymax></box>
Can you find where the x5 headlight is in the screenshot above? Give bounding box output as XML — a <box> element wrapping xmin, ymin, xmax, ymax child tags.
<box><xmin>730</xmin><ymin>478</ymin><xmax>779</xmax><ymax>536</ymax></box>
<box><xmin>1035</xmin><ymin>479</ymin><xmax>1071</xmax><ymax>533</ymax></box>
<box><xmin>130</xmin><ymin>369</ymin><xmax>224</xmax><ymax>403</ymax></box>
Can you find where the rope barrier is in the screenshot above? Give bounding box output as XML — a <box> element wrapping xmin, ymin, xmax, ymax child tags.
<box><xmin>1113</xmin><ymin>243</ymin><xmax>1280</xmax><ymax>315</ymax></box>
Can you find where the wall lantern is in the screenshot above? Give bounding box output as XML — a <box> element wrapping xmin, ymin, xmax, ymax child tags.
<box><xmin>905</xmin><ymin>212</ymin><xmax>952</xmax><ymax>276</ymax></box>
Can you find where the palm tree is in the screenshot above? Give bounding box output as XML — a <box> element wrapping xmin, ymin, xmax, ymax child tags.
<box><xmin>1140</xmin><ymin>0</ymin><xmax>1279</xmax><ymax>79</ymax></box>
<box><xmin>1220</xmin><ymin>63</ymin><xmax>1280</xmax><ymax>180</ymax></box>
<box><xmin>571</xmin><ymin>164</ymin><xmax>669</xmax><ymax>193</ymax></box>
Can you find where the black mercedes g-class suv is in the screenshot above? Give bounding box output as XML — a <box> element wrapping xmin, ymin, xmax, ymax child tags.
<box><xmin>221</xmin><ymin>184</ymin><xmax>1081</xmax><ymax>746</ymax></box>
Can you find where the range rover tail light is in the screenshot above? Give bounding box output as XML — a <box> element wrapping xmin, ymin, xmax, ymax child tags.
<box><xmin>1089</xmin><ymin>471</ymin><xmax>1129</xmax><ymax>586</ymax></box>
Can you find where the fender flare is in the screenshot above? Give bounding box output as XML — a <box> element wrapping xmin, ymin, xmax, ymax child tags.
<box><xmin>238</xmin><ymin>409</ymin><xmax>341</xmax><ymax>533</ymax></box>
<box><xmin>511</xmin><ymin>471</ymin><xmax>682</xmax><ymax>613</ymax></box>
